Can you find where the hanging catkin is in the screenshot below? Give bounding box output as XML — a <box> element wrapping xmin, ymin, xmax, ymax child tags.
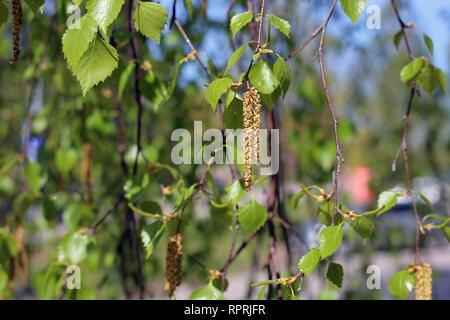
<box><xmin>10</xmin><ymin>0</ymin><xmax>22</xmax><ymax>64</ymax></box>
<box><xmin>243</xmin><ymin>87</ymin><xmax>261</xmax><ymax>189</ymax></box>
<box><xmin>164</xmin><ymin>233</ymin><xmax>183</xmax><ymax>300</ymax></box>
<box><xmin>412</xmin><ymin>262</ymin><xmax>433</xmax><ymax>300</ymax></box>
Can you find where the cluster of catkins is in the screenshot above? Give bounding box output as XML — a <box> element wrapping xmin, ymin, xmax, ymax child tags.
<box><xmin>243</xmin><ymin>87</ymin><xmax>261</xmax><ymax>189</ymax></box>
<box><xmin>10</xmin><ymin>0</ymin><xmax>22</xmax><ymax>64</ymax></box>
<box><xmin>408</xmin><ymin>262</ymin><xmax>433</xmax><ymax>300</ymax></box>
<box><xmin>164</xmin><ymin>233</ymin><xmax>183</xmax><ymax>300</ymax></box>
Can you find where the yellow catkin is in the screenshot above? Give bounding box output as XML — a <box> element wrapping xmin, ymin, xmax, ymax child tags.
<box><xmin>412</xmin><ymin>262</ymin><xmax>433</xmax><ymax>300</ymax></box>
<box><xmin>243</xmin><ymin>87</ymin><xmax>262</xmax><ymax>189</ymax></box>
<box><xmin>10</xmin><ymin>0</ymin><xmax>22</xmax><ymax>64</ymax></box>
<box><xmin>164</xmin><ymin>234</ymin><xmax>183</xmax><ymax>300</ymax></box>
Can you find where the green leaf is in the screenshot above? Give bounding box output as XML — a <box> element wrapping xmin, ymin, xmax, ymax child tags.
<box><xmin>376</xmin><ymin>191</ymin><xmax>398</xmax><ymax>215</ymax></box>
<box><xmin>436</xmin><ymin>67</ymin><xmax>448</xmax><ymax>95</ymax></box>
<box><xmin>238</xmin><ymin>200</ymin><xmax>268</xmax><ymax>234</ymax></box>
<box><xmin>273</xmin><ymin>56</ymin><xmax>291</xmax><ymax>98</ymax></box>
<box><xmin>67</xmin><ymin>284</ymin><xmax>96</xmax><ymax>300</ymax></box>
<box><xmin>63</xmin><ymin>203</ymin><xmax>93</xmax><ymax>230</ymax></box>
<box><xmin>351</xmin><ymin>216</ymin><xmax>374</xmax><ymax>243</ymax></box>
<box><xmin>124</xmin><ymin>173</ymin><xmax>149</xmax><ymax>203</ymax></box>
<box><xmin>164</xmin><ymin>58</ymin><xmax>186</xmax><ymax>103</ymax></box>
<box><xmin>205</xmin><ymin>78</ymin><xmax>233</xmax><ymax>111</ymax></box>
<box><xmin>393</xmin><ymin>31</ymin><xmax>403</xmax><ymax>49</ymax></box>
<box><xmin>0</xmin><ymin>266</ymin><xmax>8</xmax><ymax>296</ymax></box>
<box><xmin>225</xmin><ymin>41</ymin><xmax>253</xmax><ymax>74</ymax></box>
<box><xmin>23</xmin><ymin>0</ymin><xmax>45</xmax><ymax>13</ymax></box>
<box><xmin>190</xmin><ymin>282</ymin><xmax>225</xmax><ymax>300</ymax></box>
<box><xmin>42</xmin><ymin>195</ymin><xmax>58</xmax><ymax>222</ymax></box>
<box><xmin>73</xmin><ymin>36</ymin><xmax>119</xmax><ymax>96</ymax></box>
<box><xmin>184</xmin><ymin>0</ymin><xmax>193</xmax><ymax>19</ymax></box>
<box><xmin>207</xmin><ymin>55</ymin><xmax>221</xmax><ymax>79</ymax></box>
<box><xmin>317</xmin><ymin>202</ymin><xmax>346</xmax><ymax>226</ymax></box>
<box><xmin>133</xmin><ymin>1</ymin><xmax>168</xmax><ymax>43</ymax></box>
<box><xmin>257</xmin><ymin>284</ymin><xmax>268</xmax><ymax>300</ymax></box>
<box><xmin>62</xmin><ymin>14</ymin><xmax>98</xmax><ymax>70</ymax></box>
<box><xmin>57</xmin><ymin>231</ymin><xmax>91</xmax><ymax>264</ymax></box>
<box><xmin>417</xmin><ymin>191</ymin><xmax>434</xmax><ymax>211</ymax></box>
<box><xmin>55</xmin><ymin>148</ymin><xmax>78</xmax><ymax>175</ymax></box>
<box><xmin>423</xmin><ymin>34</ymin><xmax>434</xmax><ymax>56</ymax></box>
<box><xmin>400</xmin><ymin>58</ymin><xmax>425</xmax><ymax>83</ymax></box>
<box><xmin>225</xmin><ymin>180</ymin><xmax>245</xmax><ymax>205</ymax></box>
<box><xmin>86</xmin><ymin>0</ymin><xmax>125</xmax><ymax>34</ymax></box>
<box><xmin>416</xmin><ymin>64</ymin><xmax>447</xmax><ymax>95</ymax></box>
<box><xmin>118</xmin><ymin>62</ymin><xmax>135</xmax><ymax>99</ymax></box>
<box><xmin>24</xmin><ymin>161</ymin><xmax>47</xmax><ymax>193</ymax></box>
<box><xmin>389</xmin><ymin>270</ymin><xmax>415</xmax><ymax>300</ymax></box>
<box><xmin>249</xmin><ymin>62</ymin><xmax>279</xmax><ymax>94</ymax></box>
<box><xmin>319</xmin><ymin>226</ymin><xmax>343</xmax><ymax>259</ymax></box>
<box><xmin>340</xmin><ymin>0</ymin><xmax>367</xmax><ymax>24</ymax></box>
<box><xmin>140</xmin><ymin>201</ymin><xmax>163</xmax><ymax>215</ymax></box>
<box><xmin>0</xmin><ymin>2</ymin><xmax>8</xmax><ymax>28</ymax></box>
<box><xmin>298</xmin><ymin>248</ymin><xmax>320</xmax><ymax>277</ymax></box>
<box><xmin>140</xmin><ymin>72</ymin><xmax>168</xmax><ymax>111</ymax></box>
<box><xmin>267</xmin><ymin>15</ymin><xmax>290</xmax><ymax>38</ymax></box>
<box><xmin>230</xmin><ymin>11</ymin><xmax>253</xmax><ymax>38</ymax></box>
<box><xmin>223</xmin><ymin>96</ymin><xmax>243</xmax><ymax>129</ymax></box>
<box><xmin>326</xmin><ymin>262</ymin><xmax>344</xmax><ymax>290</ymax></box>
<box><xmin>442</xmin><ymin>227</ymin><xmax>450</xmax><ymax>242</ymax></box>
<box><xmin>141</xmin><ymin>221</ymin><xmax>165</xmax><ymax>259</ymax></box>
<box><xmin>211</xmin><ymin>201</ymin><xmax>234</xmax><ymax>226</ymax></box>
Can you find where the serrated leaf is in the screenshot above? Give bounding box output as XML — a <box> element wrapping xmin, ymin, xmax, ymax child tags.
<box><xmin>389</xmin><ymin>270</ymin><xmax>415</xmax><ymax>300</ymax></box>
<box><xmin>436</xmin><ymin>67</ymin><xmax>448</xmax><ymax>95</ymax></box>
<box><xmin>205</xmin><ymin>77</ymin><xmax>233</xmax><ymax>111</ymax></box>
<box><xmin>340</xmin><ymin>0</ymin><xmax>367</xmax><ymax>24</ymax></box>
<box><xmin>118</xmin><ymin>62</ymin><xmax>135</xmax><ymax>99</ymax></box>
<box><xmin>376</xmin><ymin>191</ymin><xmax>398</xmax><ymax>216</ymax></box>
<box><xmin>0</xmin><ymin>2</ymin><xmax>8</xmax><ymax>28</ymax></box>
<box><xmin>225</xmin><ymin>41</ymin><xmax>253</xmax><ymax>74</ymax></box>
<box><xmin>207</xmin><ymin>55</ymin><xmax>221</xmax><ymax>79</ymax></box>
<box><xmin>124</xmin><ymin>173</ymin><xmax>149</xmax><ymax>203</ymax></box>
<box><xmin>225</xmin><ymin>180</ymin><xmax>245</xmax><ymax>205</ymax></box>
<box><xmin>298</xmin><ymin>248</ymin><xmax>320</xmax><ymax>277</ymax></box>
<box><xmin>400</xmin><ymin>58</ymin><xmax>425</xmax><ymax>83</ymax></box>
<box><xmin>319</xmin><ymin>226</ymin><xmax>343</xmax><ymax>259</ymax></box>
<box><xmin>230</xmin><ymin>11</ymin><xmax>253</xmax><ymax>38</ymax></box>
<box><xmin>133</xmin><ymin>1</ymin><xmax>168</xmax><ymax>43</ymax></box>
<box><xmin>273</xmin><ymin>56</ymin><xmax>291</xmax><ymax>98</ymax></box>
<box><xmin>57</xmin><ymin>231</ymin><xmax>90</xmax><ymax>264</ymax></box>
<box><xmin>62</xmin><ymin>15</ymin><xmax>98</xmax><ymax>70</ymax></box>
<box><xmin>417</xmin><ymin>191</ymin><xmax>434</xmax><ymax>211</ymax></box>
<box><xmin>141</xmin><ymin>221</ymin><xmax>165</xmax><ymax>259</ymax></box>
<box><xmin>223</xmin><ymin>96</ymin><xmax>243</xmax><ymax>129</ymax></box>
<box><xmin>351</xmin><ymin>216</ymin><xmax>374</xmax><ymax>243</ymax></box>
<box><xmin>416</xmin><ymin>64</ymin><xmax>447</xmax><ymax>96</ymax></box>
<box><xmin>73</xmin><ymin>36</ymin><xmax>119</xmax><ymax>96</ymax></box>
<box><xmin>238</xmin><ymin>200</ymin><xmax>268</xmax><ymax>234</ymax></box>
<box><xmin>326</xmin><ymin>262</ymin><xmax>344</xmax><ymax>290</ymax></box>
<box><xmin>249</xmin><ymin>62</ymin><xmax>279</xmax><ymax>94</ymax></box>
<box><xmin>190</xmin><ymin>282</ymin><xmax>225</xmax><ymax>300</ymax></box>
<box><xmin>164</xmin><ymin>58</ymin><xmax>185</xmax><ymax>103</ymax></box>
<box><xmin>267</xmin><ymin>15</ymin><xmax>290</xmax><ymax>38</ymax></box>
<box><xmin>86</xmin><ymin>0</ymin><xmax>125</xmax><ymax>34</ymax></box>
<box><xmin>442</xmin><ymin>227</ymin><xmax>450</xmax><ymax>242</ymax></box>
<box><xmin>317</xmin><ymin>202</ymin><xmax>346</xmax><ymax>226</ymax></box>
<box><xmin>423</xmin><ymin>34</ymin><xmax>434</xmax><ymax>56</ymax></box>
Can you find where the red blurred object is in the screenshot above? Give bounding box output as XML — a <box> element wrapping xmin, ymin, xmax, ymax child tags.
<box><xmin>346</xmin><ymin>165</ymin><xmax>376</xmax><ymax>206</ymax></box>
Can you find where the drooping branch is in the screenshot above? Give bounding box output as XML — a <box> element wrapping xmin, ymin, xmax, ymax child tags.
<box><xmin>390</xmin><ymin>0</ymin><xmax>422</xmax><ymax>263</ymax></box>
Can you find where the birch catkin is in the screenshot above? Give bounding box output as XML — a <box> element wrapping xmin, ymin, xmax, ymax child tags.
<box><xmin>243</xmin><ymin>87</ymin><xmax>261</xmax><ymax>189</ymax></box>
<box><xmin>10</xmin><ymin>0</ymin><xmax>22</xmax><ymax>64</ymax></box>
<box><xmin>413</xmin><ymin>262</ymin><xmax>433</xmax><ymax>300</ymax></box>
<box><xmin>164</xmin><ymin>233</ymin><xmax>183</xmax><ymax>300</ymax></box>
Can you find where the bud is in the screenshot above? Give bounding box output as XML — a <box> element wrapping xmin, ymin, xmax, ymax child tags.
<box><xmin>164</xmin><ymin>233</ymin><xmax>183</xmax><ymax>300</ymax></box>
<box><xmin>10</xmin><ymin>0</ymin><xmax>22</xmax><ymax>64</ymax></box>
